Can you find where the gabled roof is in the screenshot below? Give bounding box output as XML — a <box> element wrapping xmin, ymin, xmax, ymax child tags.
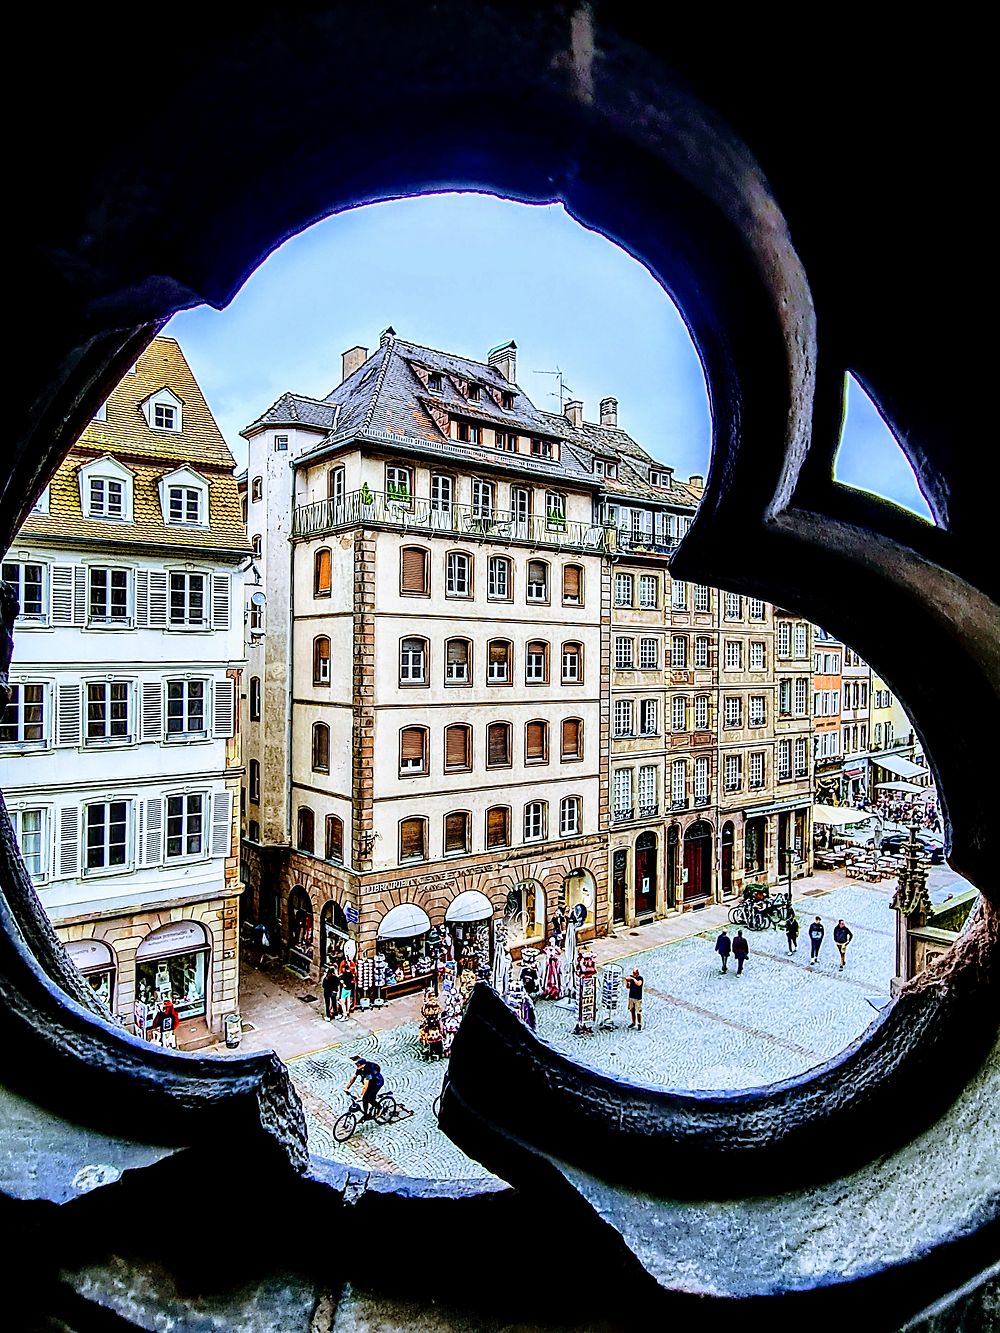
<box><xmin>545</xmin><ymin>410</ymin><xmax>700</xmax><ymax>509</ymax></box>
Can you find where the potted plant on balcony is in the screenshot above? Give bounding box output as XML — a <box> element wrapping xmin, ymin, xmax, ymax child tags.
<box><xmin>547</xmin><ymin>507</ymin><xmax>566</xmax><ymax>532</ymax></box>
<box><xmin>386</xmin><ymin>480</ymin><xmax>410</xmax><ymax>505</ymax></box>
<box><xmin>360</xmin><ymin>481</ymin><xmax>375</xmax><ymax>509</ymax></box>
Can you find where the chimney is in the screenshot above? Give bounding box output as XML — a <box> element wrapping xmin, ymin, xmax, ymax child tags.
<box><xmin>599</xmin><ymin>396</ymin><xmax>618</xmax><ymax>427</ymax></box>
<box><xmin>341</xmin><ymin>346</ymin><xmax>368</xmax><ymax>382</ymax></box>
<box><xmin>688</xmin><ymin>474</ymin><xmax>705</xmax><ymax>490</ymax></box>
<box><xmin>564</xmin><ymin>399</ymin><xmax>583</xmax><ymax>427</ymax></box>
<box><xmin>488</xmin><ymin>339</ymin><xmax>517</xmax><ymax>384</ymax></box>
<box><xmin>379</xmin><ymin>325</ymin><xmax>396</xmax><ymax>347</ymax></box>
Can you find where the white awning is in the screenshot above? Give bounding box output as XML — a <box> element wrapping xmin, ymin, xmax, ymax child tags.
<box><xmin>377</xmin><ymin>903</ymin><xmax>431</xmax><ymax>940</ymax></box>
<box><xmin>445</xmin><ymin>890</ymin><xmax>494</xmax><ymax>924</ymax></box>
<box><xmin>136</xmin><ymin>920</ymin><xmax>209</xmax><ymax>960</ymax></box>
<box><xmin>875</xmin><ymin>780</ymin><xmax>929</xmax><ymax>794</ymax></box>
<box><xmin>813</xmin><ymin>803</ymin><xmax>870</xmax><ymax>826</ymax></box>
<box><xmin>65</xmin><ymin>938</ymin><xmax>115</xmax><ymax>971</ymax></box>
<box><xmin>871</xmin><ymin>753</ymin><xmax>928</xmax><ymax>781</ymax></box>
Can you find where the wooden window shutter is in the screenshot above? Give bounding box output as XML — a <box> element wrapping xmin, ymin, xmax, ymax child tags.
<box><xmin>489</xmin><ymin>641</ymin><xmax>508</xmax><ymax>668</ymax></box>
<box><xmin>488</xmin><ymin>723</ymin><xmax>510</xmax><ymax>766</ymax></box>
<box><xmin>211</xmin><ymin>573</ymin><xmax>231</xmax><ymax>629</ymax></box>
<box><xmin>445</xmin><ymin>813</ymin><xmax>466</xmax><ymax>852</ymax></box>
<box><xmin>447</xmin><ymin>639</ymin><xmax>468</xmax><ymax>666</ymax></box>
<box><xmin>315</xmin><ymin>548</ymin><xmax>331</xmax><ymax>593</ymax></box>
<box><xmin>401</xmin><ymin>547</ymin><xmax>427</xmax><ymax>593</ymax></box>
<box><xmin>526</xmin><ymin>721</ymin><xmax>546</xmax><ymax>760</ymax></box>
<box><xmin>528</xmin><ymin>560</ymin><xmax>544</xmax><ymax>583</ymax></box>
<box><xmin>326</xmin><ymin>815</ymin><xmax>344</xmax><ymax>860</ymax></box>
<box><xmin>55</xmin><ymin>683</ymin><xmax>83</xmax><ymax>747</ymax></box>
<box><xmin>562</xmin><ymin>718</ymin><xmax>580</xmax><ymax>757</ymax></box>
<box><xmin>446</xmin><ymin>725</ymin><xmax>470</xmax><ymax>768</ymax></box>
<box><xmin>401</xmin><ymin>728</ymin><xmax>425</xmax><ymax>763</ymax></box>
<box><xmin>401</xmin><ymin>818</ymin><xmax>424</xmax><ymax>859</ymax></box>
<box><xmin>487</xmin><ymin>807</ymin><xmax>508</xmax><ymax>847</ymax></box>
<box><xmin>211</xmin><ymin>790</ymin><xmax>233</xmax><ymax>857</ymax></box>
<box><xmin>563</xmin><ymin>565</ymin><xmax>581</xmax><ymax>600</ymax></box>
<box><xmin>140</xmin><ymin>680</ymin><xmax>163</xmax><ymax>741</ymax></box>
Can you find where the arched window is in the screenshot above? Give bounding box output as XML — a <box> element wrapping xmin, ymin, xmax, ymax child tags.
<box><xmin>486</xmin><ymin>806</ymin><xmax>511</xmax><ymax>849</ymax></box>
<box><xmin>311</xmin><ymin>722</ymin><xmax>330</xmax><ymax>772</ymax></box>
<box><xmin>444</xmin><ymin>811</ymin><xmax>471</xmax><ymax>854</ymax></box>
<box><xmin>525</xmin><ymin>640</ymin><xmax>549</xmax><ymax>683</ymax></box>
<box><xmin>325</xmin><ymin>815</ymin><xmax>344</xmax><ymax>863</ymax></box>
<box><xmin>561</xmin><ymin>717</ymin><xmax>583</xmax><ymax>760</ymax></box>
<box><xmin>313</xmin><ymin>636</ymin><xmax>331</xmax><ymax>686</ymax></box>
<box><xmin>327</xmin><ymin>466</ymin><xmax>345</xmax><ymax>505</ymax></box>
<box><xmin>561</xmin><ymin>641</ymin><xmax>583</xmax><ymax>683</ymax></box>
<box><xmin>446</xmin><ymin>550</ymin><xmax>472</xmax><ymax>597</ymax></box>
<box><xmin>523</xmin><ymin>801</ymin><xmax>547</xmax><ymax>842</ymax></box>
<box><xmin>445</xmin><ymin>638</ymin><xmax>471</xmax><ymax>684</ymax></box>
<box><xmin>399</xmin><ymin>726</ymin><xmax>428</xmax><ymax>774</ymax></box>
<box><xmin>296</xmin><ymin>806</ymin><xmax>315</xmax><ymax>853</ymax></box>
<box><xmin>526</xmin><ymin>559</ymin><xmax>549</xmax><ymax>602</ymax></box>
<box><xmin>399</xmin><ymin>816</ymin><xmax>427</xmax><ymax>863</ymax></box>
<box><xmin>251</xmin><ymin>476</ymin><xmax>263</xmax><ymax>501</ymax></box>
<box><xmin>562</xmin><ymin>564</ymin><xmax>583</xmax><ymax>606</ymax></box>
<box><xmin>525</xmin><ymin>719</ymin><xmax>549</xmax><ymax>764</ymax></box>
<box><xmin>487</xmin><ymin>639</ymin><xmax>512</xmax><ymax>684</ymax></box>
<box><xmin>559</xmin><ymin>795</ymin><xmax>582</xmax><ymax>836</ymax></box>
<box><xmin>248</xmin><ymin>759</ymin><xmax>260</xmax><ymax>804</ymax></box>
<box><xmin>249</xmin><ymin>676</ymin><xmax>261</xmax><ymax>720</ymax></box>
<box><xmin>488</xmin><ymin>555</ymin><xmax>512</xmax><ymax>600</ymax></box>
<box><xmin>399</xmin><ymin>636</ymin><xmax>427</xmax><ymax>684</ymax></box>
<box><xmin>314</xmin><ymin>547</ymin><xmax>332</xmax><ymax>596</ymax></box>
<box><xmin>251</xmin><ymin>533</ymin><xmax>262</xmax><ymax>557</ymax></box>
<box><xmin>486</xmin><ymin>721</ymin><xmax>512</xmax><ymax>768</ymax></box>
<box><xmin>400</xmin><ymin>545</ymin><xmax>429</xmax><ymax>595</ymax></box>
<box><xmin>444</xmin><ymin>723</ymin><xmax>472</xmax><ymax>771</ymax></box>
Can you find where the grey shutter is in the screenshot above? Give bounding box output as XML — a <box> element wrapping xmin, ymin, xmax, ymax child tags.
<box><xmin>140</xmin><ymin>680</ymin><xmax>163</xmax><ymax>741</ymax></box>
<box><xmin>148</xmin><ymin>571</ymin><xmax>168</xmax><ymax>627</ymax></box>
<box><xmin>213</xmin><ymin>679</ymin><xmax>235</xmax><ymax>738</ymax></box>
<box><xmin>55</xmin><ymin>683</ymin><xmax>82</xmax><ymax>746</ymax></box>
<box><xmin>142</xmin><ymin>798</ymin><xmax>163</xmax><ymax>866</ymax></box>
<box><xmin>72</xmin><ymin>566</ymin><xmax>87</xmax><ymax>626</ymax></box>
<box><xmin>211</xmin><ymin>790</ymin><xmax>232</xmax><ymax>857</ymax></box>
<box><xmin>211</xmin><ymin>573</ymin><xmax>230</xmax><ymax>629</ymax></box>
<box><xmin>58</xmin><ymin>805</ymin><xmax>79</xmax><ymax>878</ymax></box>
<box><xmin>50</xmin><ymin>565</ymin><xmax>75</xmax><ymax>624</ymax></box>
<box><xmin>135</xmin><ymin>570</ymin><xmax>149</xmax><ymax>627</ymax></box>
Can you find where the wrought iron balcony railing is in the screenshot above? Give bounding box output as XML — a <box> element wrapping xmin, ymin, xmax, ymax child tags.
<box><xmin>638</xmin><ymin>802</ymin><xmax>659</xmax><ymax>818</ymax></box>
<box><xmin>613</xmin><ymin>805</ymin><xmax>635</xmax><ymax>823</ymax></box>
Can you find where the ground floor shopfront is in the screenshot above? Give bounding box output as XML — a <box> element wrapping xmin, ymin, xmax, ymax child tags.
<box><xmin>54</xmin><ymin>892</ymin><xmax>240</xmax><ymax>1049</ymax></box>
<box><xmin>239</xmin><ymin>837</ymin><xmax>607</xmax><ymax>998</ymax></box>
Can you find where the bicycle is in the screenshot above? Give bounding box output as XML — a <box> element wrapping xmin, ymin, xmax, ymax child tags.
<box><xmin>332</xmin><ymin>1089</ymin><xmax>398</xmax><ymax>1142</ymax></box>
<box><xmin>728</xmin><ymin>901</ymin><xmax>769</xmax><ymax>932</ymax></box>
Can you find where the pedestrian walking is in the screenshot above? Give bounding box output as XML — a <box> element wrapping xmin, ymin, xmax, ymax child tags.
<box><xmin>808</xmin><ymin>916</ymin><xmax>825</xmax><ymax>964</ymax></box>
<box><xmin>732</xmin><ymin>929</ymin><xmax>749</xmax><ymax>975</ymax></box>
<box><xmin>322</xmin><ymin>966</ymin><xmax>339</xmax><ymax>1021</ymax></box>
<box><xmin>626</xmin><ymin>967</ymin><xmax>644</xmax><ymax>1029</ymax></box>
<box><xmin>833</xmin><ymin>919</ymin><xmax>854</xmax><ymax>970</ymax></box>
<box><xmin>337</xmin><ymin>966</ymin><xmax>355</xmax><ymax>1020</ymax></box>
<box><xmin>715</xmin><ymin>929</ymin><xmax>732</xmax><ymax>974</ymax></box>
<box><xmin>785</xmin><ymin>912</ymin><xmax>800</xmax><ymax>954</ymax></box>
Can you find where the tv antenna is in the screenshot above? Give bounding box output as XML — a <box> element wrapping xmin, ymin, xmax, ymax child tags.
<box><xmin>533</xmin><ymin>366</ymin><xmax>574</xmax><ymax>411</ymax></box>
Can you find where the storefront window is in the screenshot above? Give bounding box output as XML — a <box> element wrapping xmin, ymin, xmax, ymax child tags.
<box><xmin>504</xmin><ymin>880</ymin><xmax>544</xmax><ymax>947</ymax></box>
<box><xmin>135</xmin><ymin>949</ymin><xmax>207</xmax><ymax>1020</ymax></box>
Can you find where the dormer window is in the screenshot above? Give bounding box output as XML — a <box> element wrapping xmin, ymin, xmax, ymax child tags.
<box><xmin>650</xmin><ymin>469</ymin><xmax>671</xmax><ymax>486</ymax></box>
<box><xmin>428</xmin><ymin>373</ymin><xmax>442</xmax><ymax>393</ymax></box>
<box><xmin>141</xmin><ymin>386</ymin><xmax>183</xmax><ymax>433</ymax></box>
<box><xmin>468</xmin><ymin>384</ymin><xmax>482</xmax><ymax>403</ymax></box>
<box><xmin>501</xmin><ymin>391</ymin><xmax>514</xmax><ymax>410</ymax></box>
<box><xmin>31</xmin><ymin>486</ymin><xmax>49</xmax><ymax>515</ymax></box>
<box><xmin>91</xmin><ymin>478</ymin><xmax>124</xmax><ymax>518</ymax></box>
<box><xmin>155</xmin><ymin>403</ymin><xmax>177</xmax><ymax>430</ymax></box>
<box><xmin>595</xmin><ymin>458</ymin><xmax>618</xmax><ymax>478</ymax></box>
<box><xmin>159</xmin><ymin>466</ymin><xmax>209</xmax><ymax>527</ymax></box>
<box><xmin>531</xmin><ymin>438</ymin><xmax>554</xmax><ymax>459</ymax></box>
<box><xmin>79</xmin><ymin>456</ymin><xmax>134</xmax><ymax>522</ymax></box>
<box><xmin>169</xmin><ymin>487</ymin><xmax>202</xmax><ymax>524</ymax></box>
<box><xmin>93</xmin><ymin>400</ymin><xmax>107</xmax><ymax>422</ymax></box>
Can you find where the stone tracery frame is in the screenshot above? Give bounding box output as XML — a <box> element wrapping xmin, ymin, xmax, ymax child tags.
<box><xmin>0</xmin><ymin>7</ymin><xmax>996</xmax><ymax>1328</ymax></box>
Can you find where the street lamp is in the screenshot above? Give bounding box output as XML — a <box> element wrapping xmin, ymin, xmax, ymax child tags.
<box><xmin>783</xmin><ymin>847</ymin><xmax>795</xmax><ymax>913</ymax></box>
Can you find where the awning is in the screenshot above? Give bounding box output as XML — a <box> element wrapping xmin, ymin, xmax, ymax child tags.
<box><xmin>743</xmin><ymin>797</ymin><xmax>812</xmax><ymax>820</ymax></box>
<box><xmin>377</xmin><ymin>903</ymin><xmax>431</xmax><ymax>940</ymax></box>
<box><xmin>445</xmin><ymin>890</ymin><xmax>494</xmax><ymax>924</ymax></box>
<box><xmin>843</xmin><ymin>766</ymin><xmax>864</xmax><ymax>779</ymax></box>
<box><xmin>813</xmin><ymin>803</ymin><xmax>870</xmax><ymax>826</ymax></box>
<box><xmin>876</xmin><ymin>780</ymin><xmax>930</xmax><ymax>795</ymax></box>
<box><xmin>136</xmin><ymin>920</ymin><xmax>209</xmax><ymax>960</ymax></box>
<box><xmin>870</xmin><ymin>753</ymin><xmax>928</xmax><ymax>781</ymax></box>
<box><xmin>65</xmin><ymin>939</ymin><xmax>115</xmax><ymax>971</ymax></box>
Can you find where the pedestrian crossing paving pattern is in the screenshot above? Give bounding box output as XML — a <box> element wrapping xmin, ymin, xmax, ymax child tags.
<box><xmin>289</xmin><ymin>880</ymin><xmax>939</xmax><ymax>1178</ymax></box>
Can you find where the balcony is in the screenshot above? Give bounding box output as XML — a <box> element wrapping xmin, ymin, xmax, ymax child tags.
<box><xmin>638</xmin><ymin>802</ymin><xmax>659</xmax><ymax>818</ymax></box>
<box><xmin>694</xmin><ymin>792</ymin><xmax>711</xmax><ymax>806</ymax></box>
<box><xmin>613</xmin><ymin>806</ymin><xmax>635</xmax><ymax>824</ymax></box>
<box><xmin>294</xmin><ymin>491</ymin><xmax>609</xmax><ymax>552</ymax></box>
<box><xmin>670</xmin><ymin>798</ymin><xmax>687</xmax><ymax>811</ymax></box>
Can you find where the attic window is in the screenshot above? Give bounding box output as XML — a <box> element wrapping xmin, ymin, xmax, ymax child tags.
<box><xmin>501</xmin><ymin>391</ymin><xmax>514</xmax><ymax>410</ymax></box>
<box><xmin>79</xmin><ymin>457</ymin><xmax>134</xmax><ymax>521</ymax></box>
<box><xmin>428</xmin><ymin>373</ymin><xmax>442</xmax><ymax>392</ymax></box>
<box><xmin>531</xmin><ymin>438</ymin><xmax>554</xmax><ymax>459</ymax></box>
<box><xmin>142</xmin><ymin>387</ymin><xmax>183</xmax><ymax>433</ymax></box>
<box><xmin>650</xmin><ymin>469</ymin><xmax>671</xmax><ymax>486</ymax></box>
<box><xmin>154</xmin><ymin>403</ymin><xmax>177</xmax><ymax>430</ymax></box>
<box><xmin>468</xmin><ymin>384</ymin><xmax>482</xmax><ymax>402</ymax></box>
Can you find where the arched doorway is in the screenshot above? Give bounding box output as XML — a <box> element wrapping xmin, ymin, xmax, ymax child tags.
<box><xmin>503</xmin><ymin>879</ymin><xmax>545</xmax><ymax>947</ymax></box>
<box><xmin>634</xmin><ymin>832</ymin><xmax>657</xmax><ymax>918</ymax></box>
<box><xmin>65</xmin><ymin>939</ymin><xmax>117</xmax><ymax>1011</ymax></box>
<box><xmin>666</xmin><ymin>825</ymin><xmax>680</xmax><ymax>910</ymax></box>
<box><xmin>683</xmin><ymin>821</ymin><xmax>713</xmax><ymax>904</ymax></box>
<box><xmin>320</xmin><ymin>900</ymin><xmax>350</xmax><ymax>968</ymax></box>
<box><xmin>563</xmin><ymin>868</ymin><xmax>596</xmax><ymax>929</ymax></box>
<box><xmin>287</xmin><ymin>886</ymin><xmax>315</xmax><ymax>976</ymax></box>
<box><xmin>611</xmin><ymin>848</ymin><xmax>628</xmax><ymax>924</ymax></box>
<box><xmin>721</xmin><ymin>822</ymin><xmax>735</xmax><ymax>897</ymax></box>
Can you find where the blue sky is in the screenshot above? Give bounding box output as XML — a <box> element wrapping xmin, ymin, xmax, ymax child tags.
<box><xmin>167</xmin><ymin>192</ymin><xmax>931</xmax><ymax>520</ymax></box>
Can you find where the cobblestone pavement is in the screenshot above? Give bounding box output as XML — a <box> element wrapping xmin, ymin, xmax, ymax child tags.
<box><xmin>284</xmin><ymin>867</ymin><xmax>971</xmax><ymax>1180</ymax></box>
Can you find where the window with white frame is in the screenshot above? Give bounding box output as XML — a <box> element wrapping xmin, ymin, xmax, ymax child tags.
<box><xmin>85</xmin><ymin>800</ymin><xmax>129</xmax><ymax>872</ymax></box>
<box><xmin>445</xmin><ymin>638</ymin><xmax>470</xmax><ymax>683</ymax></box>
<box><xmin>671</xmin><ymin>635</ymin><xmax>687</xmax><ymax>668</ymax></box>
<box><xmin>874</xmin><ymin>722</ymin><xmax>883</xmax><ymax>747</ymax></box>
<box><xmin>694</xmin><ymin>695</ymin><xmax>709</xmax><ymax>730</ymax></box>
<box><xmin>169</xmin><ymin>572</ymin><xmax>207</xmax><ymax>627</ymax></box>
<box><xmin>88</xmin><ymin>567</ymin><xmax>130</xmax><ymax>623</ymax></box>
<box><xmin>672</xmin><ymin>696</ymin><xmax>687</xmax><ymax>732</ymax></box>
<box><xmin>86</xmin><ymin>681</ymin><xmax>131</xmax><ymax>742</ymax></box>
<box><xmin>779</xmin><ymin>679</ymin><xmax>792</xmax><ymax>714</ymax></box>
<box><xmin>430</xmin><ymin>473</ymin><xmax>453</xmax><ymax>514</ymax></box>
<box><xmin>694</xmin><ymin>756</ymin><xmax>710</xmax><ymax>802</ymax></box>
<box><xmin>793</xmin><ymin>624</ymin><xmax>807</xmax><ymax>657</ymax></box>
<box><xmin>488</xmin><ymin>556</ymin><xmax>511</xmax><ymax>600</ymax></box>
<box><xmin>166</xmin><ymin>679</ymin><xmax>207</xmax><ymax>737</ymax></box>
<box><xmin>724</xmin><ymin>592</ymin><xmax>742</xmax><ymax>619</ymax></box>
<box><xmin>724</xmin><ymin>696</ymin><xmax>743</xmax><ymax>728</ymax></box>
<box><xmin>524</xmin><ymin>801</ymin><xmax>546</xmax><ymax>842</ymax></box>
<box><xmin>446</xmin><ymin>551</ymin><xmax>471</xmax><ymax>596</ymax></box>
<box><xmin>168</xmin><ymin>486</ymin><xmax>203</xmax><ymax>525</ymax></box>
<box><xmin>724</xmin><ymin>639</ymin><xmax>743</xmax><ymax>670</ymax></box>
<box><xmin>639</xmin><ymin>764</ymin><xmax>657</xmax><ymax>813</ymax></box>
<box><xmin>89</xmin><ymin>475</ymin><xmax>126</xmax><ymax>519</ymax></box>
<box><xmin>749</xmin><ymin>598</ymin><xmax>766</xmax><ymax>620</ymax></box>
<box><xmin>750</xmin><ymin>641</ymin><xmax>766</xmax><ymax>671</ymax></box>
<box><xmin>671</xmin><ymin>760</ymin><xmax>686</xmax><ymax>807</ymax></box>
<box><xmin>724</xmin><ymin>754</ymin><xmax>742</xmax><ymax>791</ymax></box>
<box><xmin>0</xmin><ymin>684</ymin><xmax>45</xmax><ymax>746</ymax></box>
<box><xmin>487</xmin><ymin>640</ymin><xmax>511</xmax><ymax>683</ymax></box>
<box><xmin>749</xmin><ymin>695</ymin><xmax>766</xmax><ymax>727</ymax></box>
<box><xmin>526</xmin><ymin>560</ymin><xmax>548</xmax><ymax>602</ymax></box>
<box><xmin>639</xmin><ymin>698</ymin><xmax>658</xmax><ymax>735</ymax></box>
<box><xmin>613</xmin><ymin>768</ymin><xmax>633</xmax><ymax>818</ymax></box>
<box><xmin>614</xmin><ymin>699</ymin><xmax>634</xmax><ymax>737</ymax></box>
<box><xmin>12</xmin><ymin>808</ymin><xmax>47</xmax><ymax>880</ymax></box>
<box><xmin>614</xmin><ymin>573</ymin><xmax>633</xmax><ymax>607</ymax></box>
<box><xmin>750</xmin><ymin>751</ymin><xmax>765</xmax><ymax>788</ymax></box>
<box><xmin>559</xmin><ymin>796</ymin><xmax>581</xmax><ymax>837</ymax></box>
<box><xmin>149</xmin><ymin>395</ymin><xmax>181</xmax><ymax>431</ymax></box>
<box><xmin>472</xmin><ymin>478</ymin><xmax>494</xmax><ymax>520</ymax></box>
<box><xmin>694</xmin><ymin>636</ymin><xmax>710</xmax><ymax>668</ymax></box>
<box><xmin>638</xmin><ymin>637</ymin><xmax>658</xmax><ymax>670</ymax></box>
<box><xmin>545</xmin><ymin>493</ymin><xmax>565</xmax><ymax>528</ymax></box>
<box><xmin>794</xmin><ymin>677</ymin><xmax>808</xmax><ymax>715</ymax></box>
<box><xmin>561</xmin><ymin>642</ymin><xmax>582</xmax><ymax>683</ymax></box>
<box><xmin>639</xmin><ymin>575</ymin><xmax>658</xmax><ymax>608</ymax></box>
<box><xmin>795</xmin><ymin>736</ymin><xmax>808</xmax><ymax>775</ymax></box>
<box><xmin>399</xmin><ymin>637</ymin><xmax>427</xmax><ymax>684</ymax></box>
<box><xmin>3</xmin><ymin>561</ymin><xmax>45</xmax><ymax>621</ymax></box>
<box><xmin>694</xmin><ymin>584</ymin><xmax>711</xmax><ymax>613</ymax></box>
<box><xmin>525</xmin><ymin>641</ymin><xmax>548</xmax><ymax>683</ymax></box>
<box><xmin>671</xmin><ymin>579</ymin><xmax>687</xmax><ymax>610</ymax></box>
<box><xmin>778</xmin><ymin>738</ymin><xmax>792</xmax><ymax>779</ymax></box>
<box><xmin>386</xmin><ymin>464</ymin><xmax>412</xmax><ymax>506</ymax></box>
<box><xmin>615</xmin><ymin>637</ymin><xmax>635</xmax><ymax>669</ymax></box>
<box><xmin>778</xmin><ymin>622</ymin><xmax>791</xmax><ymax>657</ymax></box>
<box><xmin>166</xmin><ymin>793</ymin><xmax>205</xmax><ymax>859</ymax></box>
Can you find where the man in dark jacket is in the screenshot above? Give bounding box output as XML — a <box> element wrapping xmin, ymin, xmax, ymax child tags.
<box><xmin>322</xmin><ymin>966</ymin><xmax>338</xmax><ymax>1020</ymax></box>
<box><xmin>808</xmin><ymin>916</ymin><xmax>825</xmax><ymax>964</ymax></box>
<box><xmin>833</xmin><ymin>919</ymin><xmax>854</xmax><ymax>970</ymax></box>
<box><xmin>785</xmin><ymin>912</ymin><xmax>800</xmax><ymax>954</ymax></box>
<box><xmin>715</xmin><ymin>930</ymin><xmax>732</xmax><ymax>974</ymax></box>
<box><xmin>732</xmin><ymin>929</ymin><xmax>749</xmax><ymax>975</ymax></box>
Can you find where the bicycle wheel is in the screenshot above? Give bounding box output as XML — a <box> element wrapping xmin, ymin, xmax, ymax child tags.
<box><xmin>376</xmin><ymin>1094</ymin><xmax>397</xmax><ymax>1124</ymax></box>
<box><xmin>433</xmin><ymin>1093</ymin><xmax>442</xmax><ymax>1118</ymax></box>
<box><xmin>333</xmin><ymin>1107</ymin><xmax>359</xmax><ymax>1142</ymax></box>
<box><xmin>728</xmin><ymin>904</ymin><xmax>746</xmax><ymax>925</ymax></box>
<box><xmin>747</xmin><ymin>908</ymin><xmax>768</xmax><ymax>931</ymax></box>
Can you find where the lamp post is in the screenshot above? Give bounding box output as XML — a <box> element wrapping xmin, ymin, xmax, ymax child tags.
<box><xmin>783</xmin><ymin>847</ymin><xmax>795</xmax><ymax>914</ymax></box>
<box><xmin>427</xmin><ymin>926</ymin><xmax>442</xmax><ymax>994</ymax></box>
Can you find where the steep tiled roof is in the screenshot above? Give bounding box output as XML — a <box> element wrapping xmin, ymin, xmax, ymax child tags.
<box><xmin>546</xmin><ymin>411</ymin><xmax>700</xmax><ymax>509</ymax></box>
<box><xmin>20</xmin><ymin>337</ymin><xmax>249</xmax><ymax>556</ymax></box>
<box><xmin>244</xmin><ymin>391</ymin><xmax>339</xmax><ymax>434</ymax></box>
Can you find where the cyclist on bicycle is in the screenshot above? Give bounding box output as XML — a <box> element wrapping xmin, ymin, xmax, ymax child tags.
<box><xmin>345</xmin><ymin>1055</ymin><xmax>384</xmax><ymax>1120</ymax></box>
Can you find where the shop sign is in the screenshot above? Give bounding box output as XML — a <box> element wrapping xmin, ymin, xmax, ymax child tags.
<box><xmin>362</xmin><ymin>861</ymin><xmax>510</xmax><ymax>896</ymax></box>
<box><xmin>345</xmin><ymin>904</ymin><xmax>360</xmax><ymax>923</ymax></box>
<box><xmin>133</xmin><ymin>1000</ymin><xmax>148</xmax><ymax>1033</ymax></box>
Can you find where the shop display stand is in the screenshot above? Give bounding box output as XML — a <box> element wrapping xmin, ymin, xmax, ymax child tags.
<box><xmin>598</xmin><ymin>963</ymin><xmax>624</xmax><ymax>1031</ymax></box>
<box><xmin>418</xmin><ymin>989</ymin><xmax>446</xmax><ymax>1060</ymax></box>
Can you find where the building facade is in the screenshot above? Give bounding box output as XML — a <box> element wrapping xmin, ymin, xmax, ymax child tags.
<box><xmin>2</xmin><ymin>337</ymin><xmax>248</xmax><ymax>1045</ymax></box>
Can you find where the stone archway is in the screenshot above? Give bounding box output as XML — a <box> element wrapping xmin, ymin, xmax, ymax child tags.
<box><xmin>683</xmin><ymin>820</ymin><xmax>713</xmax><ymax>904</ymax></box>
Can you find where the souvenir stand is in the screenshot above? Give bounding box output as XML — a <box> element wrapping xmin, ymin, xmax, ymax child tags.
<box><xmin>440</xmin><ymin>969</ymin><xmax>466</xmax><ymax>1053</ymax></box>
<box><xmin>504</xmin><ymin>972</ymin><xmax>537</xmax><ymax>1032</ymax></box>
<box><xmin>355</xmin><ymin>950</ymin><xmax>375</xmax><ymax>1010</ymax></box>
<box><xmin>444</xmin><ymin>890</ymin><xmax>495</xmax><ymax>974</ymax></box>
<box><xmin>376</xmin><ymin>903</ymin><xmax>436</xmax><ymax>999</ymax></box>
<box><xmin>541</xmin><ymin>938</ymin><xmax>563</xmax><ymax>999</ymax></box>
<box><xmin>574</xmin><ymin>942</ymin><xmax>598</xmax><ymax>1036</ymax></box>
<box><xmin>598</xmin><ymin>963</ymin><xmax>624</xmax><ymax>1030</ymax></box>
<box><xmin>519</xmin><ymin>946</ymin><xmax>540</xmax><ymax>999</ymax></box>
<box><xmin>418</xmin><ymin>988</ymin><xmax>445</xmax><ymax>1059</ymax></box>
